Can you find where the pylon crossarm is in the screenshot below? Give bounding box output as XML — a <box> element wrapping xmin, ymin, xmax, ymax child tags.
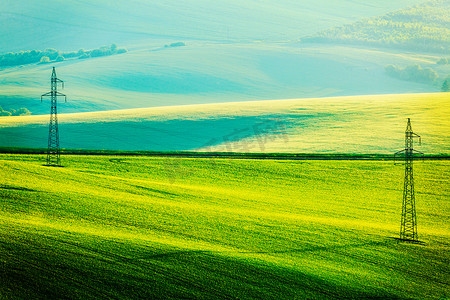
<box><xmin>410</xmin><ymin>132</ymin><xmax>421</xmax><ymax>145</ymax></box>
<box><xmin>394</xmin><ymin>149</ymin><xmax>407</xmax><ymax>164</ymax></box>
<box><xmin>412</xmin><ymin>149</ymin><xmax>425</xmax><ymax>161</ymax></box>
<box><xmin>395</xmin><ymin>149</ymin><xmax>407</xmax><ymax>155</ymax></box>
<box><xmin>41</xmin><ymin>92</ymin><xmax>66</xmax><ymax>102</ymax></box>
<box><xmin>41</xmin><ymin>92</ymin><xmax>52</xmax><ymax>101</ymax></box>
<box><xmin>55</xmin><ymin>92</ymin><xmax>67</xmax><ymax>102</ymax></box>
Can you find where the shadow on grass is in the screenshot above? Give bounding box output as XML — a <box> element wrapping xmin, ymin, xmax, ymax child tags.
<box><xmin>239</xmin><ymin>239</ymin><xmax>391</xmax><ymax>255</ymax></box>
<box><xmin>0</xmin><ymin>184</ymin><xmax>40</xmax><ymax>192</ymax></box>
<box><xmin>0</xmin><ymin>232</ymin><xmax>408</xmax><ymax>300</ymax></box>
<box><xmin>43</xmin><ymin>164</ymin><xmax>65</xmax><ymax>168</ymax></box>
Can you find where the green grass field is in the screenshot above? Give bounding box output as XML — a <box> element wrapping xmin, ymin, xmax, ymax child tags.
<box><xmin>1</xmin><ymin>154</ymin><xmax>448</xmax><ymax>299</ymax></box>
<box><xmin>1</xmin><ymin>93</ymin><xmax>449</xmax><ymax>154</ymax></box>
<box><xmin>1</xmin><ymin>43</ymin><xmax>443</xmax><ymax>116</ymax></box>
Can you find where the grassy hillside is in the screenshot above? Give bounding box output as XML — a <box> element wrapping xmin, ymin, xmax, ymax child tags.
<box><xmin>1</xmin><ymin>1</ymin><xmax>443</xmax><ymax>114</ymax></box>
<box><xmin>1</xmin><ymin>43</ymin><xmax>445</xmax><ymax>115</ymax></box>
<box><xmin>0</xmin><ymin>93</ymin><xmax>449</xmax><ymax>154</ymax></box>
<box><xmin>1</xmin><ymin>0</ymin><xmax>425</xmax><ymax>52</ymax></box>
<box><xmin>303</xmin><ymin>0</ymin><xmax>450</xmax><ymax>53</ymax></box>
<box><xmin>0</xmin><ymin>154</ymin><xmax>448</xmax><ymax>299</ymax></box>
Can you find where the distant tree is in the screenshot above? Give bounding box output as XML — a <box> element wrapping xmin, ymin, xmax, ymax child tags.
<box><xmin>13</xmin><ymin>107</ymin><xmax>31</xmax><ymax>116</ymax></box>
<box><xmin>437</xmin><ymin>58</ymin><xmax>448</xmax><ymax>65</ymax></box>
<box><xmin>442</xmin><ymin>77</ymin><xmax>450</xmax><ymax>92</ymax></box>
<box><xmin>29</xmin><ymin>49</ymin><xmax>39</xmax><ymax>56</ymax></box>
<box><xmin>386</xmin><ymin>64</ymin><xmax>438</xmax><ymax>84</ymax></box>
<box><xmin>302</xmin><ymin>1</ymin><xmax>450</xmax><ymax>53</ymax></box>
<box><xmin>168</xmin><ymin>42</ymin><xmax>185</xmax><ymax>47</ymax></box>
<box><xmin>0</xmin><ymin>44</ymin><xmax>126</xmax><ymax>67</ymax></box>
<box><xmin>385</xmin><ymin>64</ymin><xmax>399</xmax><ymax>76</ymax></box>
<box><xmin>0</xmin><ymin>106</ymin><xmax>8</xmax><ymax>116</ymax></box>
<box><xmin>62</xmin><ymin>51</ymin><xmax>78</xmax><ymax>58</ymax></box>
<box><xmin>419</xmin><ymin>67</ymin><xmax>438</xmax><ymax>83</ymax></box>
<box><xmin>0</xmin><ymin>106</ymin><xmax>31</xmax><ymax>116</ymax></box>
<box><xmin>39</xmin><ymin>56</ymin><xmax>50</xmax><ymax>63</ymax></box>
<box><xmin>0</xmin><ymin>110</ymin><xmax>12</xmax><ymax>116</ymax></box>
<box><xmin>89</xmin><ymin>49</ymin><xmax>99</xmax><ymax>57</ymax></box>
<box><xmin>90</xmin><ymin>48</ymin><xmax>108</xmax><ymax>57</ymax></box>
<box><xmin>405</xmin><ymin>65</ymin><xmax>438</xmax><ymax>83</ymax></box>
<box><xmin>44</xmin><ymin>48</ymin><xmax>59</xmax><ymax>60</ymax></box>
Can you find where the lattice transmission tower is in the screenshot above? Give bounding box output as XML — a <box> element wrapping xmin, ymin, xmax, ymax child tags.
<box><xmin>394</xmin><ymin>118</ymin><xmax>424</xmax><ymax>242</ymax></box>
<box><xmin>41</xmin><ymin>67</ymin><xmax>66</xmax><ymax>166</ymax></box>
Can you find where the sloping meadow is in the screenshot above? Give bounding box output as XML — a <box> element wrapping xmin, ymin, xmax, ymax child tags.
<box><xmin>0</xmin><ymin>93</ymin><xmax>449</xmax><ymax>154</ymax></box>
<box><xmin>0</xmin><ymin>154</ymin><xmax>448</xmax><ymax>298</ymax></box>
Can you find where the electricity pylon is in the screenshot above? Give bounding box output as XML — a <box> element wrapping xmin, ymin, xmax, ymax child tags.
<box><xmin>41</xmin><ymin>67</ymin><xmax>66</xmax><ymax>166</ymax></box>
<box><xmin>394</xmin><ymin>118</ymin><xmax>424</xmax><ymax>242</ymax></box>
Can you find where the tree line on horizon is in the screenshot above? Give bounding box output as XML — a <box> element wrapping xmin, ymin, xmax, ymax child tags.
<box><xmin>385</xmin><ymin>64</ymin><xmax>439</xmax><ymax>84</ymax></box>
<box><xmin>0</xmin><ymin>44</ymin><xmax>127</xmax><ymax>67</ymax></box>
<box><xmin>301</xmin><ymin>0</ymin><xmax>449</xmax><ymax>53</ymax></box>
<box><xmin>384</xmin><ymin>58</ymin><xmax>449</xmax><ymax>91</ymax></box>
<box><xmin>0</xmin><ymin>106</ymin><xmax>31</xmax><ymax>117</ymax></box>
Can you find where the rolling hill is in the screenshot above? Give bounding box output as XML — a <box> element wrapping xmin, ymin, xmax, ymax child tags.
<box><xmin>1</xmin><ymin>43</ymin><xmax>446</xmax><ymax>116</ymax></box>
<box><xmin>1</xmin><ymin>154</ymin><xmax>449</xmax><ymax>299</ymax></box>
<box><xmin>1</xmin><ymin>0</ymin><xmax>445</xmax><ymax>117</ymax></box>
<box><xmin>1</xmin><ymin>2</ymin><xmax>449</xmax><ymax>299</ymax></box>
<box><xmin>1</xmin><ymin>0</ymin><xmax>426</xmax><ymax>51</ymax></box>
<box><xmin>302</xmin><ymin>0</ymin><xmax>450</xmax><ymax>53</ymax></box>
<box><xmin>1</xmin><ymin>93</ymin><xmax>449</xmax><ymax>154</ymax></box>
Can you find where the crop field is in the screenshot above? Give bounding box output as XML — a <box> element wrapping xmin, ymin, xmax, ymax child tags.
<box><xmin>2</xmin><ymin>1</ymin><xmax>449</xmax><ymax>298</ymax></box>
<box><xmin>0</xmin><ymin>154</ymin><xmax>448</xmax><ymax>299</ymax></box>
<box><xmin>1</xmin><ymin>93</ymin><xmax>449</xmax><ymax>154</ymax></box>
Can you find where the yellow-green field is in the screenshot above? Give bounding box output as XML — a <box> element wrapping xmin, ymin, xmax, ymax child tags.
<box><xmin>1</xmin><ymin>93</ymin><xmax>449</xmax><ymax>154</ymax></box>
<box><xmin>0</xmin><ymin>154</ymin><xmax>448</xmax><ymax>299</ymax></box>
